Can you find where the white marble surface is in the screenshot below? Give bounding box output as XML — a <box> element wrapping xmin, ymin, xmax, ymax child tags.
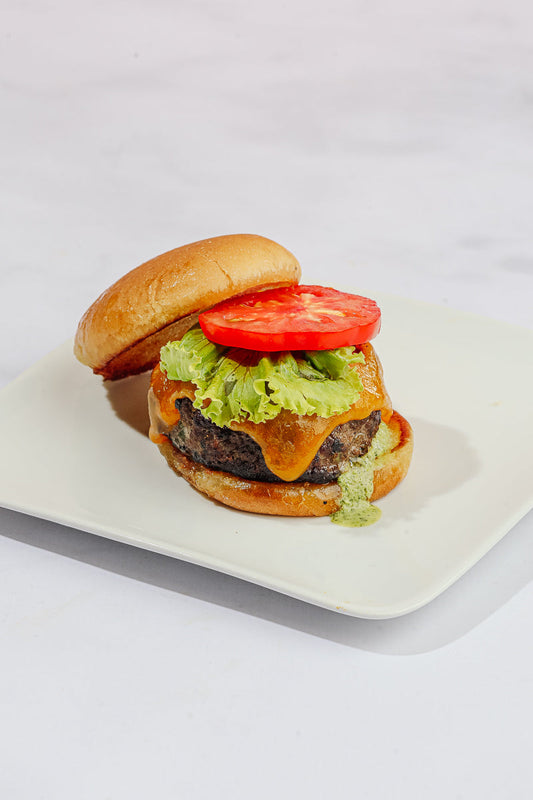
<box><xmin>1</xmin><ymin>2</ymin><xmax>532</xmax><ymax>798</ymax></box>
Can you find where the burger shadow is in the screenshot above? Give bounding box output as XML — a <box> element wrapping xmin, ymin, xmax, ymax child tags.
<box><xmin>104</xmin><ymin>372</ymin><xmax>152</xmax><ymax>437</ymax></box>
<box><xmin>2</xmin><ymin>405</ymin><xmax>531</xmax><ymax>655</ymax></box>
<box><xmin>373</xmin><ymin>416</ymin><xmax>481</xmax><ymax>524</ymax></box>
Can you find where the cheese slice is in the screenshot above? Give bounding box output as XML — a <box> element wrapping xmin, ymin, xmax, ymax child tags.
<box><xmin>149</xmin><ymin>343</ymin><xmax>392</xmax><ymax>481</ymax></box>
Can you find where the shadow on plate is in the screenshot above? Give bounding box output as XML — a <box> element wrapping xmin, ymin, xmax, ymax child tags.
<box><xmin>374</xmin><ymin>415</ymin><xmax>481</xmax><ymax>530</ymax></box>
<box><xmin>105</xmin><ymin>372</ymin><xmax>151</xmax><ymax>437</ymax></box>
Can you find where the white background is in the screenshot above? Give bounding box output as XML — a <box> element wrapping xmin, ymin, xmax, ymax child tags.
<box><xmin>1</xmin><ymin>1</ymin><xmax>532</xmax><ymax>798</ymax></box>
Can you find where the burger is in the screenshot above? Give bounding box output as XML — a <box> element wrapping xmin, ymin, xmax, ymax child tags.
<box><xmin>74</xmin><ymin>233</ymin><xmax>413</xmax><ymax>526</ymax></box>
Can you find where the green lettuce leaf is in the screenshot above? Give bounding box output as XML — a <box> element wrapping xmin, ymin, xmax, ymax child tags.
<box><xmin>159</xmin><ymin>327</ymin><xmax>365</xmax><ymax>427</ymax></box>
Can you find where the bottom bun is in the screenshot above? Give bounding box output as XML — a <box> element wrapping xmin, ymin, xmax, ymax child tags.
<box><xmin>155</xmin><ymin>411</ymin><xmax>413</xmax><ymax>517</ymax></box>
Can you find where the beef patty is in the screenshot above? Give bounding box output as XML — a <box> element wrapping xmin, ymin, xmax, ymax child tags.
<box><xmin>169</xmin><ymin>398</ymin><xmax>381</xmax><ymax>484</ymax></box>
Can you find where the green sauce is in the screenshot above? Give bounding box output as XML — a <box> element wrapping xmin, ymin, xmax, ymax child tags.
<box><xmin>332</xmin><ymin>502</ymin><xmax>382</xmax><ymax>527</ymax></box>
<box><xmin>331</xmin><ymin>422</ymin><xmax>393</xmax><ymax>528</ymax></box>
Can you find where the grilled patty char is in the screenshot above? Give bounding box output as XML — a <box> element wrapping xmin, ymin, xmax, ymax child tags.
<box><xmin>169</xmin><ymin>398</ymin><xmax>381</xmax><ymax>483</ymax></box>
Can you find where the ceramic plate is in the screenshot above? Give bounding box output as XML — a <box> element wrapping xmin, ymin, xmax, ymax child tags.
<box><xmin>1</xmin><ymin>292</ymin><xmax>532</xmax><ymax>618</ymax></box>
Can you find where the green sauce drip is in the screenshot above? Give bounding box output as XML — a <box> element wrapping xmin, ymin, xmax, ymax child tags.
<box><xmin>331</xmin><ymin>422</ymin><xmax>393</xmax><ymax>528</ymax></box>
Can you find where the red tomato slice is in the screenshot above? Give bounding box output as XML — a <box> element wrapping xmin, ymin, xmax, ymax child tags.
<box><xmin>198</xmin><ymin>285</ymin><xmax>381</xmax><ymax>351</ymax></box>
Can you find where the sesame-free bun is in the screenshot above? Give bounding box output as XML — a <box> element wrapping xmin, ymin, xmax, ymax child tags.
<box><xmin>154</xmin><ymin>412</ymin><xmax>413</xmax><ymax>517</ymax></box>
<box><xmin>74</xmin><ymin>234</ymin><xmax>301</xmax><ymax>380</ymax></box>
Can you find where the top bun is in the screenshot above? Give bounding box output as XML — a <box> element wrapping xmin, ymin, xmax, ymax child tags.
<box><xmin>74</xmin><ymin>234</ymin><xmax>301</xmax><ymax>380</ymax></box>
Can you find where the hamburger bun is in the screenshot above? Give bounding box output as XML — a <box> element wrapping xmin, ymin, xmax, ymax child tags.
<box><xmin>152</xmin><ymin>411</ymin><xmax>413</xmax><ymax>517</ymax></box>
<box><xmin>74</xmin><ymin>234</ymin><xmax>301</xmax><ymax>380</ymax></box>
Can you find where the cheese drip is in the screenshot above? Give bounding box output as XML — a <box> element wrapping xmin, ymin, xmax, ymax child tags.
<box><xmin>148</xmin><ymin>369</ymin><xmax>193</xmax><ymax>443</ymax></box>
<box><xmin>149</xmin><ymin>343</ymin><xmax>392</xmax><ymax>481</ymax></box>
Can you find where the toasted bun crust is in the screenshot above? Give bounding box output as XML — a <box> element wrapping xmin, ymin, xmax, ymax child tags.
<box><xmin>74</xmin><ymin>234</ymin><xmax>301</xmax><ymax>380</ymax></box>
<box><xmin>154</xmin><ymin>412</ymin><xmax>413</xmax><ymax>517</ymax></box>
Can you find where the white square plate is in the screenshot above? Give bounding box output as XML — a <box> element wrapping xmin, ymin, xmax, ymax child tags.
<box><xmin>1</xmin><ymin>292</ymin><xmax>532</xmax><ymax>618</ymax></box>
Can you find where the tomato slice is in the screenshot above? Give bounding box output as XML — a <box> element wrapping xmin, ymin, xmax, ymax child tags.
<box><xmin>198</xmin><ymin>285</ymin><xmax>381</xmax><ymax>351</ymax></box>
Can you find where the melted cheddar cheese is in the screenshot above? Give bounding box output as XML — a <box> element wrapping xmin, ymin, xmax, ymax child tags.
<box><xmin>149</xmin><ymin>343</ymin><xmax>392</xmax><ymax>481</ymax></box>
